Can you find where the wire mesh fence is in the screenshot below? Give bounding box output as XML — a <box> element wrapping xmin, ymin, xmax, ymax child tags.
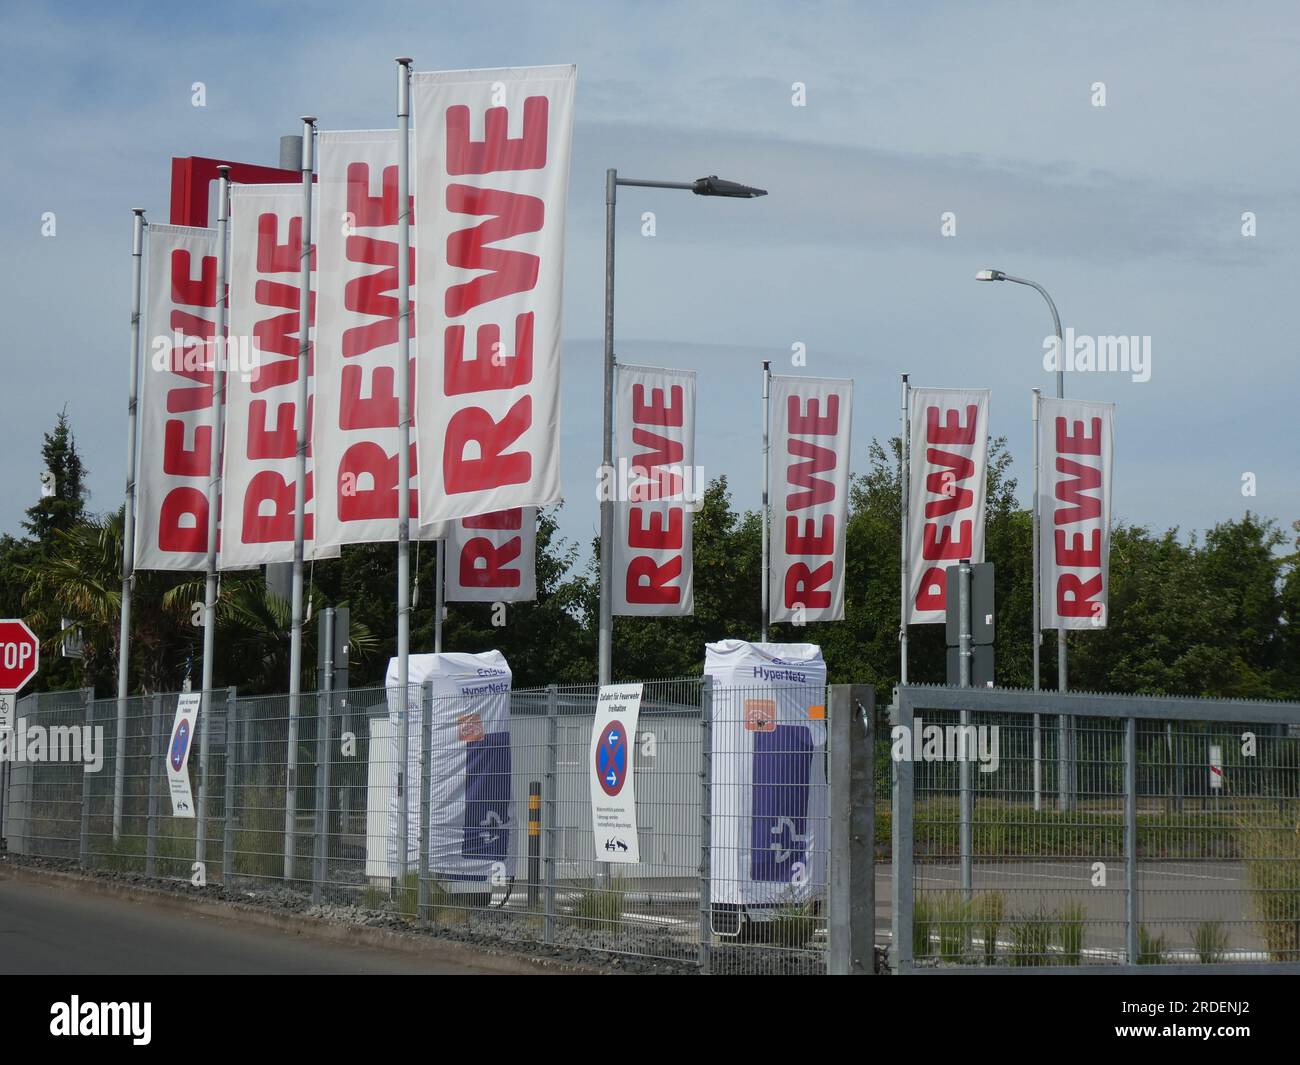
<box><xmin>895</xmin><ymin>686</ymin><xmax>1300</xmax><ymax>971</ymax></box>
<box><xmin>2</xmin><ymin>676</ymin><xmax>841</xmax><ymax>975</ymax></box>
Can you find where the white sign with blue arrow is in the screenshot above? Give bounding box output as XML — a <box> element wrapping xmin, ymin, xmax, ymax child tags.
<box><xmin>589</xmin><ymin>683</ymin><xmax>643</xmax><ymax>864</ymax></box>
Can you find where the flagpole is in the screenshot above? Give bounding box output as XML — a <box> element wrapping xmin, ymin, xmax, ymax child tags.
<box><xmin>113</xmin><ymin>207</ymin><xmax>146</xmax><ymax>844</ymax></box>
<box><xmin>760</xmin><ymin>360</ymin><xmax>770</xmax><ymax>642</ymax></box>
<box><xmin>197</xmin><ymin>166</ymin><xmax>231</xmax><ymax>871</ymax></box>
<box><xmin>1031</xmin><ymin>387</ymin><xmax>1042</xmax><ymax>812</ymax></box>
<box><xmin>396</xmin><ymin>57</ymin><xmax>414</xmax><ymax>881</ymax></box>
<box><xmin>899</xmin><ymin>373</ymin><xmax>910</xmax><ymax>685</ymax></box>
<box><xmin>434</xmin><ymin>538</ymin><xmax>444</xmax><ymax>652</ymax></box>
<box><xmin>285</xmin><ymin>116</ymin><xmax>316</xmax><ymax>881</ymax></box>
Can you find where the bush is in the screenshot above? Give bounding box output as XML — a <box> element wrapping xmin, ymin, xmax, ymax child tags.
<box><xmin>571</xmin><ymin>878</ymin><xmax>625</xmax><ymax>932</ymax></box>
<box><xmin>913</xmin><ymin>893</ymin><xmax>933</xmax><ymax>959</ymax></box>
<box><xmin>771</xmin><ymin>892</ymin><xmax>819</xmax><ymax>950</ymax></box>
<box><xmin>972</xmin><ymin>891</ymin><xmax>1005</xmax><ymax>965</ymax></box>
<box><xmin>1237</xmin><ymin>810</ymin><xmax>1300</xmax><ymax>962</ymax></box>
<box><xmin>934</xmin><ymin>891</ymin><xmax>969</xmax><ymax>962</ymax></box>
<box><xmin>1138</xmin><ymin>925</ymin><xmax>1168</xmax><ymax>965</ymax></box>
<box><xmin>1190</xmin><ymin>920</ymin><xmax>1229</xmax><ymax>964</ymax></box>
<box><xmin>1056</xmin><ymin>900</ymin><xmax>1086</xmax><ymax>964</ymax></box>
<box><xmin>1008</xmin><ymin>906</ymin><xmax>1053</xmax><ymax>966</ymax></box>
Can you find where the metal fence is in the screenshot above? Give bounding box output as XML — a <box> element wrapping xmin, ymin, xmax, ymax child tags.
<box><xmin>892</xmin><ymin>685</ymin><xmax>1300</xmax><ymax>973</ymax></box>
<box><xmin>2</xmin><ymin>677</ymin><xmax>875</xmax><ymax>976</ymax></box>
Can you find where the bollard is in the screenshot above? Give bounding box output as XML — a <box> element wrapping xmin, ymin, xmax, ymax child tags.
<box><xmin>527</xmin><ymin>780</ymin><xmax>542</xmax><ymax>907</ymax></box>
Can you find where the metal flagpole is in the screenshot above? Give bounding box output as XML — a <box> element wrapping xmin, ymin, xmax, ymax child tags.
<box><xmin>1032</xmin><ymin>387</ymin><xmax>1042</xmax><ymax>811</ymax></box>
<box><xmin>114</xmin><ymin>207</ymin><xmax>146</xmax><ymax>844</ymax></box>
<box><xmin>899</xmin><ymin>373</ymin><xmax>910</xmax><ymax>685</ymax></box>
<box><xmin>197</xmin><ymin>166</ymin><xmax>231</xmax><ymax>870</ymax></box>
<box><xmin>284</xmin><ymin>116</ymin><xmax>316</xmax><ymax>880</ymax></box>
<box><xmin>1032</xmin><ymin>388</ymin><xmax>1042</xmax><ymax>692</ymax></box>
<box><xmin>598</xmin><ymin>169</ymin><xmax>617</xmax><ymax>686</ymax></box>
<box><xmin>434</xmin><ymin>539</ymin><xmax>444</xmax><ymax>652</ymax></box>
<box><xmin>396</xmin><ymin>58</ymin><xmax>414</xmax><ymax>879</ymax></box>
<box><xmin>760</xmin><ymin>360</ymin><xmax>770</xmax><ymax>642</ymax></box>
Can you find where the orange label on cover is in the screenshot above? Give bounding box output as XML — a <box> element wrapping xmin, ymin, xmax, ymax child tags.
<box><xmin>807</xmin><ymin>705</ymin><xmax>825</xmax><ymax>720</ymax></box>
<box><xmin>457</xmin><ymin>713</ymin><xmax>485</xmax><ymax>743</ymax></box>
<box><xmin>744</xmin><ymin>699</ymin><xmax>777</xmax><ymax>732</ymax></box>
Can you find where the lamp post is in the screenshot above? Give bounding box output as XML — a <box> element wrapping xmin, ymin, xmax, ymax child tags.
<box><xmin>977</xmin><ymin>267</ymin><xmax>1072</xmax><ymax>812</ymax></box>
<box><xmin>598</xmin><ymin>171</ymin><xmax>766</xmax><ymax>686</ymax></box>
<box><xmin>975</xmin><ymin>268</ymin><xmax>1066</xmax><ymax>692</ymax></box>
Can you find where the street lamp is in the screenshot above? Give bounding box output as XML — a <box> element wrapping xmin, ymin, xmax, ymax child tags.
<box><xmin>977</xmin><ymin>267</ymin><xmax>1071</xmax><ymax>812</ymax></box>
<box><xmin>975</xmin><ymin>267</ymin><xmax>1066</xmax><ymax>692</ymax></box>
<box><xmin>599</xmin><ymin>170</ymin><xmax>767</xmax><ymax>686</ymax></box>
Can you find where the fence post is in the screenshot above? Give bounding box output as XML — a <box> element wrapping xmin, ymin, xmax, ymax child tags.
<box><xmin>829</xmin><ymin>684</ymin><xmax>875</xmax><ymax>975</ymax></box>
<box><xmin>78</xmin><ymin>690</ymin><xmax>93</xmax><ymax>869</ymax></box>
<box><xmin>1124</xmin><ymin>714</ymin><xmax>1138</xmax><ymax>964</ymax></box>
<box><xmin>890</xmin><ymin>688</ymin><xmax>914</xmax><ymax>972</ymax></box>
<box><xmin>417</xmin><ymin>679</ymin><xmax>433</xmax><ymax>921</ymax></box>
<box><xmin>223</xmin><ymin>687</ymin><xmax>237</xmax><ymax>886</ymax></box>
<box><xmin>312</xmin><ymin>612</ymin><xmax>333</xmax><ymax>906</ymax></box>
<box><xmin>543</xmin><ymin>684</ymin><xmax>558</xmax><ymax>945</ymax></box>
<box><xmin>856</xmin><ymin>687</ymin><xmax>876</xmax><ymax>974</ymax></box>
<box><xmin>697</xmin><ymin>675</ymin><xmax>712</xmax><ymax>974</ymax></box>
<box><xmin>829</xmin><ymin>685</ymin><xmax>850</xmax><ymax>973</ymax></box>
<box><xmin>145</xmin><ymin>693</ymin><xmax>163</xmax><ymax>876</ymax></box>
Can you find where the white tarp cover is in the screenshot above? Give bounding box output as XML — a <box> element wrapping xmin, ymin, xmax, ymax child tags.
<box><xmin>704</xmin><ymin>640</ymin><xmax>828</xmax><ymax>907</ymax></box>
<box><xmin>383</xmin><ymin>650</ymin><xmax>515</xmax><ymax>889</ymax></box>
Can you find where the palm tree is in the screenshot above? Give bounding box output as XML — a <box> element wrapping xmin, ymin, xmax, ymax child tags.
<box><xmin>23</xmin><ymin>510</ymin><xmax>377</xmax><ymax>695</ymax></box>
<box><xmin>21</xmin><ymin>509</ymin><xmax>195</xmax><ymax>693</ymax></box>
<box><xmin>163</xmin><ymin>570</ymin><xmax>379</xmax><ymax>694</ymax></box>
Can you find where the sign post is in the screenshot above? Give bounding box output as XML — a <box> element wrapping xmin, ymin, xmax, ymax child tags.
<box><xmin>589</xmin><ymin>683</ymin><xmax>643</xmax><ymax>864</ymax></box>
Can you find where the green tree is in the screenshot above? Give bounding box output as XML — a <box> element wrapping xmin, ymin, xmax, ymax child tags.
<box><xmin>23</xmin><ymin>409</ymin><xmax>87</xmax><ymax>543</ymax></box>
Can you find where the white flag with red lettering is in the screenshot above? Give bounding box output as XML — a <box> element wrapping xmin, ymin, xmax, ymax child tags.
<box><xmin>613</xmin><ymin>365</ymin><xmax>696</xmax><ymax>616</ymax></box>
<box><xmin>312</xmin><ymin>130</ymin><xmax>443</xmax><ymax>547</ymax></box>
<box><xmin>906</xmin><ymin>387</ymin><xmax>990</xmax><ymax>624</ymax></box>
<box><xmin>768</xmin><ymin>376</ymin><xmax>853</xmax><ymax>624</ymax></box>
<box><xmin>1039</xmin><ymin>397</ymin><xmax>1114</xmax><ymax>630</ymax></box>
<box><xmin>135</xmin><ymin>224</ymin><xmax>220</xmax><ymax>571</ymax></box>
<box><xmin>445</xmin><ymin>507</ymin><xmax>536</xmax><ymax>603</ymax></box>
<box><xmin>221</xmin><ymin>185</ymin><xmax>335</xmax><ymax>568</ymax></box>
<box><xmin>411</xmin><ymin>65</ymin><xmax>575</xmax><ymax>525</ymax></box>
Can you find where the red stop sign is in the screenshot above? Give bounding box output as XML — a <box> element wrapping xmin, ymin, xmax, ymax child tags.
<box><xmin>0</xmin><ymin>619</ymin><xmax>40</xmax><ymax>692</ymax></box>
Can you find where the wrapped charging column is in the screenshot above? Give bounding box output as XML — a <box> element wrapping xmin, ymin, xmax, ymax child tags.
<box><xmin>705</xmin><ymin>641</ymin><xmax>828</xmax><ymax>916</ymax></box>
<box><xmin>382</xmin><ymin>651</ymin><xmax>516</xmax><ymax>891</ymax></box>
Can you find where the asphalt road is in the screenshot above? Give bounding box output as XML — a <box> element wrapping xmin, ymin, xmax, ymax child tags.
<box><xmin>0</xmin><ymin>874</ymin><xmax>505</xmax><ymax>975</ymax></box>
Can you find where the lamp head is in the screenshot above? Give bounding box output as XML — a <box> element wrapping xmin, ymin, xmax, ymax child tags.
<box><xmin>692</xmin><ymin>175</ymin><xmax>767</xmax><ymax>198</ymax></box>
<box><xmin>975</xmin><ymin>268</ymin><xmax>1006</xmax><ymax>282</ymax></box>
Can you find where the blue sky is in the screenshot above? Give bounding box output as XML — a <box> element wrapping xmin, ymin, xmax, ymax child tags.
<box><xmin>2</xmin><ymin>0</ymin><xmax>1297</xmax><ymax>564</ymax></box>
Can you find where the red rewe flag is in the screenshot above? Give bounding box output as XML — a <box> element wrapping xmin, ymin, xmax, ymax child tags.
<box><xmin>411</xmin><ymin>65</ymin><xmax>575</xmax><ymax>525</ymax></box>
<box><xmin>445</xmin><ymin>506</ymin><xmax>537</xmax><ymax>603</ymax></box>
<box><xmin>1039</xmin><ymin>397</ymin><xmax>1115</xmax><ymax>630</ymax></box>
<box><xmin>135</xmin><ymin>224</ymin><xmax>220</xmax><ymax>571</ymax></box>
<box><xmin>613</xmin><ymin>364</ymin><xmax>696</xmax><ymax>616</ymax></box>
<box><xmin>221</xmin><ymin>184</ymin><xmax>337</xmax><ymax>568</ymax></box>
<box><xmin>906</xmin><ymin>387</ymin><xmax>990</xmax><ymax>623</ymax></box>
<box><xmin>768</xmin><ymin>376</ymin><xmax>853</xmax><ymax>624</ymax></box>
<box><xmin>312</xmin><ymin>130</ymin><xmax>444</xmax><ymax>546</ymax></box>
